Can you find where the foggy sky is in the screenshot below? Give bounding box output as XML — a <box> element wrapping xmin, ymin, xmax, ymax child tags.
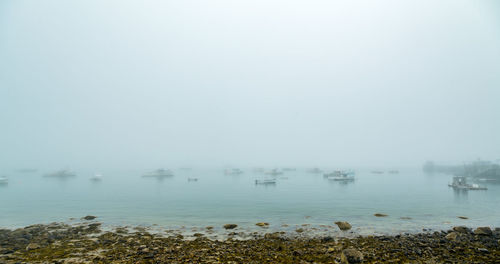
<box><xmin>1</xmin><ymin>0</ymin><xmax>500</xmax><ymax>170</ymax></box>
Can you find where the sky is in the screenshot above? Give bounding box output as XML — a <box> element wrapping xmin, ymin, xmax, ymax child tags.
<box><xmin>1</xmin><ymin>0</ymin><xmax>500</xmax><ymax>170</ymax></box>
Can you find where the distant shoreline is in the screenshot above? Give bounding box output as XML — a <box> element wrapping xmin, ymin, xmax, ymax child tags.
<box><xmin>1</xmin><ymin>221</ymin><xmax>498</xmax><ymax>263</ymax></box>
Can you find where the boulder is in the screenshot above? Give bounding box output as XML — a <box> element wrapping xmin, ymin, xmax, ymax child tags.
<box><xmin>223</xmin><ymin>224</ymin><xmax>237</xmax><ymax>230</ymax></box>
<box><xmin>26</xmin><ymin>243</ymin><xmax>40</xmax><ymax>250</ymax></box>
<box><xmin>82</xmin><ymin>215</ymin><xmax>97</xmax><ymax>220</ymax></box>
<box><xmin>374</xmin><ymin>213</ymin><xmax>388</xmax><ymax>217</ymax></box>
<box><xmin>295</xmin><ymin>228</ymin><xmax>304</xmax><ymax>233</ymax></box>
<box><xmin>445</xmin><ymin>232</ymin><xmax>459</xmax><ymax>241</ymax></box>
<box><xmin>474</xmin><ymin>227</ymin><xmax>492</xmax><ymax>236</ymax></box>
<box><xmin>453</xmin><ymin>226</ymin><xmax>471</xmax><ymax>234</ymax></box>
<box><xmin>256</xmin><ymin>222</ymin><xmax>269</xmax><ymax>227</ymax></box>
<box><xmin>335</xmin><ymin>221</ymin><xmax>352</xmax><ymax>231</ymax></box>
<box><xmin>341</xmin><ymin>248</ymin><xmax>364</xmax><ymax>263</ymax></box>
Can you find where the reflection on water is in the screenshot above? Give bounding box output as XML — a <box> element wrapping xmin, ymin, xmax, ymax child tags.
<box><xmin>452</xmin><ymin>188</ymin><xmax>468</xmax><ymax>202</ymax></box>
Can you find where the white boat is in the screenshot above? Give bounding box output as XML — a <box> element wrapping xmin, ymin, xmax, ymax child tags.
<box><xmin>255</xmin><ymin>179</ymin><xmax>276</xmax><ymax>185</ymax></box>
<box><xmin>448</xmin><ymin>176</ymin><xmax>487</xmax><ymax>190</ymax></box>
<box><xmin>324</xmin><ymin>170</ymin><xmax>355</xmax><ymax>181</ymax></box>
<box><xmin>90</xmin><ymin>173</ymin><xmax>103</xmax><ymax>181</ymax></box>
<box><xmin>44</xmin><ymin>170</ymin><xmax>76</xmax><ymax>178</ymax></box>
<box><xmin>142</xmin><ymin>169</ymin><xmax>174</xmax><ymax>178</ymax></box>
<box><xmin>0</xmin><ymin>176</ymin><xmax>8</xmax><ymax>184</ymax></box>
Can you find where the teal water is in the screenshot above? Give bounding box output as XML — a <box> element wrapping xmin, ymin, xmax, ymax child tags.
<box><xmin>1</xmin><ymin>168</ymin><xmax>499</xmax><ymax>235</ymax></box>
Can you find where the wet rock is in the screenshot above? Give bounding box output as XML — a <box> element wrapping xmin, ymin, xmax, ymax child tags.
<box><xmin>82</xmin><ymin>215</ymin><xmax>97</xmax><ymax>220</ymax></box>
<box><xmin>457</xmin><ymin>216</ymin><xmax>468</xmax><ymax>219</ymax></box>
<box><xmin>374</xmin><ymin>213</ymin><xmax>388</xmax><ymax>217</ymax></box>
<box><xmin>256</xmin><ymin>222</ymin><xmax>269</xmax><ymax>227</ymax></box>
<box><xmin>295</xmin><ymin>228</ymin><xmax>304</xmax><ymax>233</ymax></box>
<box><xmin>474</xmin><ymin>227</ymin><xmax>492</xmax><ymax>236</ymax></box>
<box><xmin>335</xmin><ymin>221</ymin><xmax>352</xmax><ymax>231</ymax></box>
<box><xmin>223</xmin><ymin>224</ymin><xmax>237</xmax><ymax>230</ymax></box>
<box><xmin>341</xmin><ymin>248</ymin><xmax>364</xmax><ymax>263</ymax></box>
<box><xmin>452</xmin><ymin>226</ymin><xmax>471</xmax><ymax>234</ymax></box>
<box><xmin>25</xmin><ymin>243</ymin><xmax>40</xmax><ymax>250</ymax></box>
<box><xmin>206</xmin><ymin>226</ymin><xmax>213</xmax><ymax>230</ymax></box>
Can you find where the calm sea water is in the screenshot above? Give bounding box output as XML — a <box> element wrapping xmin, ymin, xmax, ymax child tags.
<box><xmin>1</xmin><ymin>168</ymin><xmax>499</xmax><ymax>235</ymax></box>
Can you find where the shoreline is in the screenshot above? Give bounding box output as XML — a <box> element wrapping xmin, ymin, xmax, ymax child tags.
<box><xmin>1</xmin><ymin>220</ymin><xmax>498</xmax><ymax>263</ymax></box>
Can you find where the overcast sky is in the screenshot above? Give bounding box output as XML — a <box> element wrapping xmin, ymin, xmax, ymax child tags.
<box><xmin>1</xmin><ymin>0</ymin><xmax>499</xmax><ymax>169</ymax></box>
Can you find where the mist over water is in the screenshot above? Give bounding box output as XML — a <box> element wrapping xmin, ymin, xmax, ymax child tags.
<box><xmin>1</xmin><ymin>0</ymin><xmax>500</xmax><ymax>234</ymax></box>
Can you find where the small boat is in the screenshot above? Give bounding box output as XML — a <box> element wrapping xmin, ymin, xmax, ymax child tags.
<box><xmin>324</xmin><ymin>170</ymin><xmax>355</xmax><ymax>181</ymax></box>
<box><xmin>188</xmin><ymin>177</ymin><xmax>198</xmax><ymax>182</ymax></box>
<box><xmin>448</xmin><ymin>176</ymin><xmax>487</xmax><ymax>190</ymax></box>
<box><xmin>44</xmin><ymin>170</ymin><xmax>76</xmax><ymax>178</ymax></box>
<box><xmin>265</xmin><ymin>169</ymin><xmax>283</xmax><ymax>176</ymax></box>
<box><xmin>142</xmin><ymin>169</ymin><xmax>174</xmax><ymax>178</ymax></box>
<box><xmin>255</xmin><ymin>179</ymin><xmax>276</xmax><ymax>185</ymax></box>
<box><xmin>388</xmin><ymin>170</ymin><xmax>399</xmax><ymax>174</ymax></box>
<box><xmin>282</xmin><ymin>167</ymin><xmax>296</xmax><ymax>172</ymax></box>
<box><xmin>224</xmin><ymin>168</ymin><xmax>243</xmax><ymax>176</ymax></box>
<box><xmin>90</xmin><ymin>173</ymin><xmax>103</xmax><ymax>181</ymax></box>
<box><xmin>0</xmin><ymin>176</ymin><xmax>8</xmax><ymax>184</ymax></box>
<box><xmin>371</xmin><ymin>170</ymin><xmax>384</xmax><ymax>174</ymax></box>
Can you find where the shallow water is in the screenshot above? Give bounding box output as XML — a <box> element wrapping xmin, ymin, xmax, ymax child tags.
<box><xmin>1</xmin><ymin>168</ymin><xmax>499</xmax><ymax>235</ymax></box>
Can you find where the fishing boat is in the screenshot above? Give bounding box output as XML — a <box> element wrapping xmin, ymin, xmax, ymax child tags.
<box><xmin>255</xmin><ymin>179</ymin><xmax>276</xmax><ymax>185</ymax></box>
<box><xmin>43</xmin><ymin>170</ymin><xmax>76</xmax><ymax>178</ymax></box>
<box><xmin>0</xmin><ymin>176</ymin><xmax>8</xmax><ymax>184</ymax></box>
<box><xmin>142</xmin><ymin>169</ymin><xmax>174</xmax><ymax>178</ymax></box>
<box><xmin>448</xmin><ymin>176</ymin><xmax>487</xmax><ymax>190</ymax></box>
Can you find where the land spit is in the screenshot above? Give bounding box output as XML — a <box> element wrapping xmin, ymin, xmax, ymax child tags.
<box><xmin>0</xmin><ymin>222</ymin><xmax>498</xmax><ymax>263</ymax></box>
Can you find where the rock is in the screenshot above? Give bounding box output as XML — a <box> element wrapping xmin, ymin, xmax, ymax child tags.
<box><xmin>474</xmin><ymin>227</ymin><xmax>492</xmax><ymax>236</ymax></box>
<box><xmin>206</xmin><ymin>226</ymin><xmax>213</xmax><ymax>230</ymax></box>
<box><xmin>26</xmin><ymin>243</ymin><xmax>40</xmax><ymax>250</ymax></box>
<box><xmin>374</xmin><ymin>213</ymin><xmax>388</xmax><ymax>217</ymax></box>
<box><xmin>341</xmin><ymin>248</ymin><xmax>364</xmax><ymax>263</ymax></box>
<box><xmin>256</xmin><ymin>222</ymin><xmax>269</xmax><ymax>227</ymax></box>
<box><xmin>477</xmin><ymin>248</ymin><xmax>489</xmax><ymax>253</ymax></box>
<box><xmin>335</xmin><ymin>221</ymin><xmax>352</xmax><ymax>231</ymax></box>
<box><xmin>223</xmin><ymin>224</ymin><xmax>237</xmax><ymax>230</ymax></box>
<box><xmin>400</xmin><ymin>217</ymin><xmax>412</xmax><ymax>220</ymax></box>
<box><xmin>82</xmin><ymin>215</ymin><xmax>97</xmax><ymax>220</ymax></box>
<box><xmin>452</xmin><ymin>226</ymin><xmax>471</xmax><ymax>234</ymax></box>
<box><xmin>295</xmin><ymin>228</ymin><xmax>304</xmax><ymax>233</ymax></box>
<box><xmin>445</xmin><ymin>232</ymin><xmax>459</xmax><ymax>241</ymax></box>
<box><xmin>457</xmin><ymin>216</ymin><xmax>468</xmax><ymax>219</ymax></box>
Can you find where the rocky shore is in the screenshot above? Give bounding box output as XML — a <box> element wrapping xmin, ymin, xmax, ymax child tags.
<box><xmin>1</xmin><ymin>220</ymin><xmax>499</xmax><ymax>263</ymax></box>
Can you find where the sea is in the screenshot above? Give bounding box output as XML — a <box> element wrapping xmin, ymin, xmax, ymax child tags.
<box><xmin>1</xmin><ymin>168</ymin><xmax>499</xmax><ymax>236</ymax></box>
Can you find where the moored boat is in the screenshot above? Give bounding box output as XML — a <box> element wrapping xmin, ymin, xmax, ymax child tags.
<box><xmin>43</xmin><ymin>170</ymin><xmax>76</xmax><ymax>178</ymax></box>
<box><xmin>142</xmin><ymin>169</ymin><xmax>174</xmax><ymax>178</ymax></box>
<box><xmin>255</xmin><ymin>179</ymin><xmax>276</xmax><ymax>185</ymax></box>
<box><xmin>448</xmin><ymin>176</ymin><xmax>487</xmax><ymax>190</ymax></box>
